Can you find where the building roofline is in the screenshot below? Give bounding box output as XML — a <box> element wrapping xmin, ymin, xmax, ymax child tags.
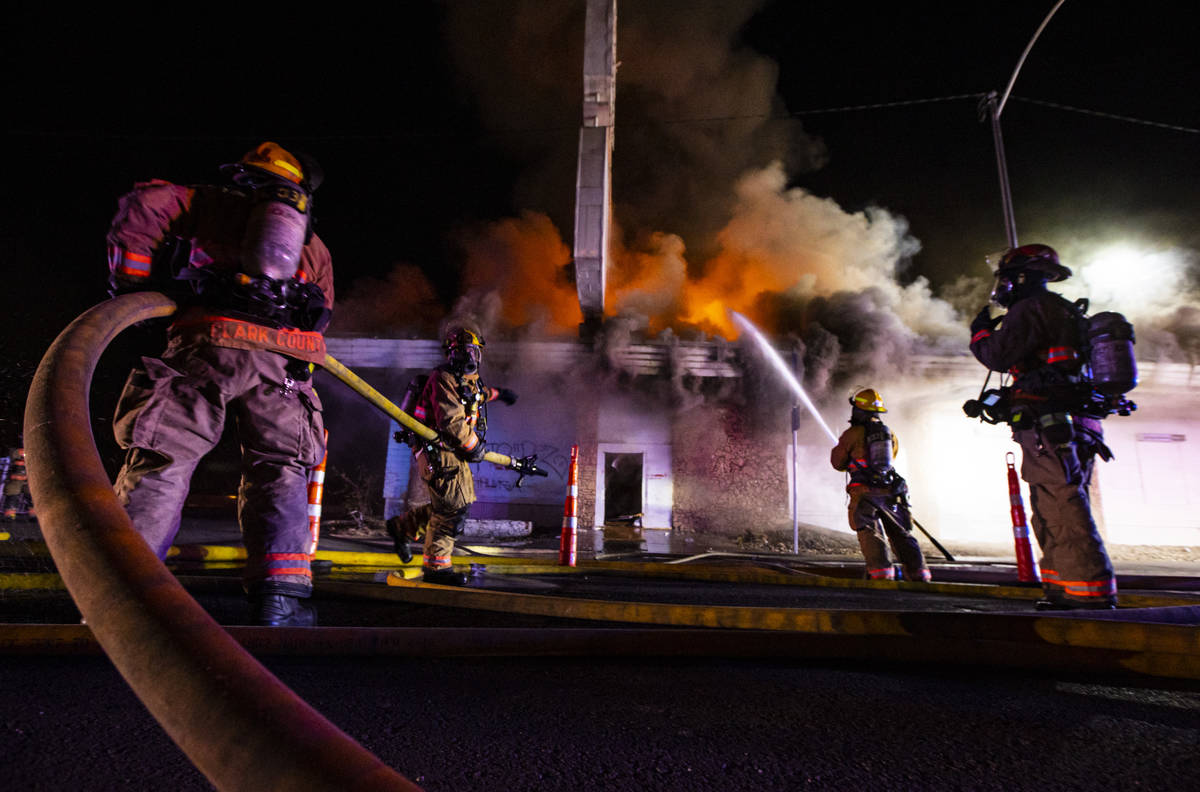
<box><xmin>325</xmin><ymin>336</ymin><xmax>1198</xmax><ymax>392</ymax></box>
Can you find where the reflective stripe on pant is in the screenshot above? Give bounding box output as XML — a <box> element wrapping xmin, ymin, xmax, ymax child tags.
<box><xmin>1015</xmin><ymin>428</ymin><xmax>1116</xmax><ymax>604</ymax></box>
<box><xmin>848</xmin><ymin>489</ymin><xmax>929</xmax><ymax>581</ymax></box>
<box><xmin>113</xmin><ymin>343</ymin><xmax>325</xmax><ymax>593</ymax></box>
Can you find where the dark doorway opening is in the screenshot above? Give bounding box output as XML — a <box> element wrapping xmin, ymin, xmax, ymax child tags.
<box><xmin>603</xmin><ymin>452</ymin><xmax>643</xmax><ymax>525</ymax></box>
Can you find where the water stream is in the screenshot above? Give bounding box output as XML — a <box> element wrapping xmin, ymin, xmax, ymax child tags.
<box><xmin>730</xmin><ymin>310</ymin><xmax>839</xmax><ymax>445</ymax></box>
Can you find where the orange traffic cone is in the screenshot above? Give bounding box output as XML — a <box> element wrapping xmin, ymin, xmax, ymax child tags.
<box><xmin>1006</xmin><ymin>452</ymin><xmax>1040</xmax><ymax>583</ymax></box>
<box><xmin>3</xmin><ymin>448</ymin><xmax>29</xmax><ymax>520</ymax></box>
<box><xmin>306</xmin><ymin>431</ymin><xmax>329</xmax><ymax>556</ymax></box>
<box><xmin>558</xmin><ymin>445</ymin><xmax>579</xmax><ymax>566</ymax></box>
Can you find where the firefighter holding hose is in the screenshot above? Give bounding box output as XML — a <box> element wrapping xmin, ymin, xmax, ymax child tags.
<box><xmin>385</xmin><ymin>323</ymin><xmax>517</xmax><ymax>585</ymax></box>
<box><xmin>969</xmin><ymin>244</ymin><xmax>1118</xmax><ymax>610</ymax></box>
<box><xmin>831</xmin><ymin>389</ymin><xmax>931</xmax><ymax>582</ymax></box>
<box><xmin>107</xmin><ymin>142</ymin><xmax>333</xmax><ymax>626</ymax></box>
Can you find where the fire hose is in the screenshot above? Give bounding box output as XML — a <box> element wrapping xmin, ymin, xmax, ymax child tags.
<box><xmin>23</xmin><ymin>292</ymin><xmax>418</xmax><ymax>791</ymax></box>
<box><xmin>319</xmin><ymin>355</ymin><xmax>548</xmax><ymax>486</ymax></box>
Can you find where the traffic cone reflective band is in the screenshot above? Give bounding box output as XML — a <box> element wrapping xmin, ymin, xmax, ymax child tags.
<box><xmin>306</xmin><ymin>431</ymin><xmax>328</xmax><ymax>555</ymax></box>
<box><xmin>1006</xmin><ymin>451</ymin><xmax>1040</xmax><ymax>583</ymax></box>
<box><xmin>3</xmin><ymin>448</ymin><xmax>30</xmax><ymax>520</ymax></box>
<box><xmin>0</xmin><ymin>453</ymin><xmax>11</xmax><ymax>521</ymax></box>
<box><xmin>559</xmin><ymin>445</ymin><xmax>579</xmax><ymax>567</ymax></box>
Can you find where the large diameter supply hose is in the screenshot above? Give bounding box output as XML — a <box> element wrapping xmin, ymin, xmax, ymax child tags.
<box><xmin>23</xmin><ymin>292</ymin><xmax>418</xmax><ymax>791</ymax></box>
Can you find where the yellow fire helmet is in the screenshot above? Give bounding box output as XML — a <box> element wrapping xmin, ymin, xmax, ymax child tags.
<box><xmin>237</xmin><ymin>141</ymin><xmax>305</xmax><ymax>185</ymax></box>
<box><xmin>850</xmin><ymin>388</ymin><xmax>887</xmax><ymax>413</ymax></box>
<box><xmin>222</xmin><ymin>141</ymin><xmax>323</xmax><ymax>194</ymax></box>
<box><xmin>444</xmin><ymin>323</ymin><xmax>486</xmax><ymax>352</ymax></box>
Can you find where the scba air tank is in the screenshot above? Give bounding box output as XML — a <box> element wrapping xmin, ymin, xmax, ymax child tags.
<box><xmin>1087</xmin><ymin>312</ymin><xmax>1138</xmax><ymax>396</ymax></box>
<box><xmin>865</xmin><ymin>424</ymin><xmax>894</xmax><ymax>472</ymax></box>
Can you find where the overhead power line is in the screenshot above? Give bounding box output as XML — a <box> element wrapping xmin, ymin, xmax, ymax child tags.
<box><xmin>659</xmin><ymin>93</ymin><xmax>984</xmax><ymax>126</ymax></box>
<box><xmin>10</xmin><ymin>93</ymin><xmax>1195</xmax><ymax>140</ymax></box>
<box><xmin>786</xmin><ymin>93</ymin><xmax>986</xmax><ymax>115</ymax></box>
<box><xmin>660</xmin><ymin>92</ymin><xmax>1195</xmax><ymax>136</ymax></box>
<box><xmin>1009</xmin><ymin>95</ymin><xmax>1198</xmax><ymax>135</ymax></box>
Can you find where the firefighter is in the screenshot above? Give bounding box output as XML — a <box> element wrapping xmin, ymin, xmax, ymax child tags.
<box><xmin>969</xmin><ymin>243</ymin><xmax>1117</xmax><ymax>610</ymax></box>
<box><xmin>385</xmin><ymin>323</ymin><xmax>517</xmax><ymax>584</ymax></box>
<box><xmin>107</xmin><ymin>142</ymin><xmax>333</xmax><ymax>626</ymax></box>
<box><xmin>830</xmin><ymin>389</ymin><xmax>931</xmax><ymax>581</ymax></box>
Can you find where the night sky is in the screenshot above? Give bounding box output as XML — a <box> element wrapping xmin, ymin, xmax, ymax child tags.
<box><xmin>3</xmin><ymin>1</ymin><xmax>1197</xmax><ymax>448</ymax></box>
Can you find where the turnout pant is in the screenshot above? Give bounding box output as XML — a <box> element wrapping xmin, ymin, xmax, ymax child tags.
<box><xmin>847</xmin><ymin>488</ymin><xmax>929</xmax><ymax>581</ymax></box>
<box><xmin>113</xmin><ymin>342</ymin><xmax>325</xmax><ymax>595</ymax></box>
<box><xmin>405</xmin><ymin>446</ymin><xmax>475</xmax><ymax>570</ymax></box>
<box><xmin>1015</xmin><ymin>427</ymin><xmax>1116</xmax><ymax>605</ymax></box>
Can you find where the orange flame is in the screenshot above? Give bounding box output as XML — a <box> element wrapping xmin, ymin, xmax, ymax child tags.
<box><xmin>460</xmin><ymin>211</ymin><xmax>582</xmax><ymax>332</ymax></box>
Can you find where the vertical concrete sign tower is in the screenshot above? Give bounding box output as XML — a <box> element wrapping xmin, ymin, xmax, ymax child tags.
<box><xmin>573</xmin><ymin>0</ymin><xmax>616</xmax><ymax>337</ymax></box>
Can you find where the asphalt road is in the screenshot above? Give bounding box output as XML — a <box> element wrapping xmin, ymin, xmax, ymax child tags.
<box><xmin>5</xmin><ymin>652</ymin><xmax>1199</xmax><ymax>791</ymax></box>
<box><xmin>4</xmin><ymin>517</ymin><xmax>1199</xmax><ymax>791</ymax></box>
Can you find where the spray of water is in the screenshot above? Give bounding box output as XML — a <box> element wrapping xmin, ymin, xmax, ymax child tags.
<box><xmin>730</xmin><ymin>310</ymin><xmax>840</xmax><ymax>445</ymax></box>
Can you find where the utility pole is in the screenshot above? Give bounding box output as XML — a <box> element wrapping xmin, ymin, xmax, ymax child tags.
<box><xmin>790</xmin><ymin>348</ymin><xmax>800</xmax><ymax>554</ymax></box>
<box><xmin>982</xmin><ymin>0</ymin><xmax>1067</xmax><ymax>248</ymax></box>
<box><xmin>981</xmin><ymin>91</ymin><xmax>1019</xmax><ymax>249</ymax></box>
<box><xmin>573</xmin><ymin>0</ymin><xmax>617</xmax><ymax>341</ymax></box>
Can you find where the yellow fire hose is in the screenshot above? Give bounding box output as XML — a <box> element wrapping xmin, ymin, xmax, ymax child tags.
<box><xmin>24</xmin><ymin>292</ymin><xmax>418</xmax><ymax>791</ymax></box>
<box><xmin>320</xmin><ymin>354</ymin><xmax>548</xmax><ymax>484</ymax></box>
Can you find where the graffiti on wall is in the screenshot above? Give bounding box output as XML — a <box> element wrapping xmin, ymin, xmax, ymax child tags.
<box><xmin>475</xmin><ymin>440</ymin><xmax>574</xmax><ymax>501</ymax></box>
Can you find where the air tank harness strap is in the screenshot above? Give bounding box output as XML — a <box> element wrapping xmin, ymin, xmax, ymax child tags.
<box><xmin>176</xmin><ymin>268</ymin><xmax>331</xmax><ymax>333</ymax></box>
<box><xmin>458</xmin><ymin>378</ymin><xmax>486</xmax><ymax>441</ymax></box>
<box><xmin>847</xmin><ymin>459</ymin><xmax>904</xmax><ymax>492</ymax></box>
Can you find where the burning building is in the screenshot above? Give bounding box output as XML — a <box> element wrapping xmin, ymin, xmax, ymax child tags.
<box><xmin>322</xmin><ymin>0</ymin><xmax>1200</xmax><ymax>553</ymax></box>
<box><xmin>324</xmin><ymin>333</ymin><xmax>1200</xmax><ymax>551</ymax></box>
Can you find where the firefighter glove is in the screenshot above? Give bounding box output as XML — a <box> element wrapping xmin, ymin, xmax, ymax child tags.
<box><xmin>970</xmin><ymin>305</ymin><xmax>1000</xmax><ymax>336</ymax></box>
<box><xmin>107</xmin><ymin>272</ymin><xmax>141</xmax><ymax>298</ymax></box>
<box><xmin>496</xmin><ymin>388</ymin><xmax>518</xmax><ymax>406</ymax></box>
<box><xmin>459</xmin><ymin>442</ymin><xmax>487</xmax><ymax>464</ymax></box>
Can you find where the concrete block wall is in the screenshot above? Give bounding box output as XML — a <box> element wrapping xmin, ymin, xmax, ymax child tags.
<box><xmin>670</xmin><ymin>404</ymin><xmax>789</xmax><ymax>534</ymax></box>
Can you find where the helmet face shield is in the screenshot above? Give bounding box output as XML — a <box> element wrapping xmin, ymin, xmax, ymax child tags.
<box><xmin>443</xmin><ymin>324</ymin><xmax>486</xmax><ymax>375</ymax></box>
<box><xmin>990</xmin><ymin>269</ymin><xmax>1050</xmax><ymax>307</ymax></box>
<box><xmin>990</xmin><ymin>273</ymin><xmax>1017</xmax><ymax>307</ymax></box>
<box><xmin>447</xmin><ymin>342</ymin><xmax>482</xmax><ymax>376</ymax></box>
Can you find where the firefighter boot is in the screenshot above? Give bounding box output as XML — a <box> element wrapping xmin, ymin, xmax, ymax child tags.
<box><xmin>385</xmin><ymin>515</ymin><xmax>414</xmax><ymax>564</ymax></box>
<box><xmin>422</xmin><ymin>566</ymin><xmax>468</xmax><ymax>586</ymax></box>
<box><xmin>254</xmin><ymin>594</ymin><xmax>318</xmax><ymax>627</ymax></box>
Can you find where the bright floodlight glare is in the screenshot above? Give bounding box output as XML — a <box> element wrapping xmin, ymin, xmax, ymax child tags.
<box><xmin>730</xmin><ymin>310</ymin><xmax>840</xmax><ymax>444</ymax></box>
<box><xmin>1075</xmin><ymin>243</ymin><xmax>1189</xmax><ymax>314</ymax></box>
<box><xmin>1082</xmin><ymin>245</ymin><xmax>1138</xmax><ymax>301</ymax></box>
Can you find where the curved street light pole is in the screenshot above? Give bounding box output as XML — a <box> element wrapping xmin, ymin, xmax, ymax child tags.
<box><xmin>982</xmin><ymin>0</ymin><xmax>1068</xmax><ymax>248</ymax></box>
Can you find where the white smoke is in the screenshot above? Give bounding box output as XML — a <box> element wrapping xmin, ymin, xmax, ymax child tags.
<box><xmin>944</xmin><ymin>238</ymin><xmax>1200</xmax><ymax>363</ymax></box>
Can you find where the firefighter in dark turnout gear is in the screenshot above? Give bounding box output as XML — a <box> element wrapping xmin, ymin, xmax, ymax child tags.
<box><xmin>108</xmin><ymin>142</ymin><xmax>333</xmax><ymax>626</ymax></box>
<box><xmin>385</xmin><ymin>324</ymin><xmax>517</xmax><ymax>585</ymax></box>
<box><xmin>830</xmin><ymin>389</ymin><xmax>930</xmax><ymax>581</ymax></box>
<box><xmin>969</xmin><ymin>244</ymin><xmax>1117</xmax><ymax>610</ymax></box>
